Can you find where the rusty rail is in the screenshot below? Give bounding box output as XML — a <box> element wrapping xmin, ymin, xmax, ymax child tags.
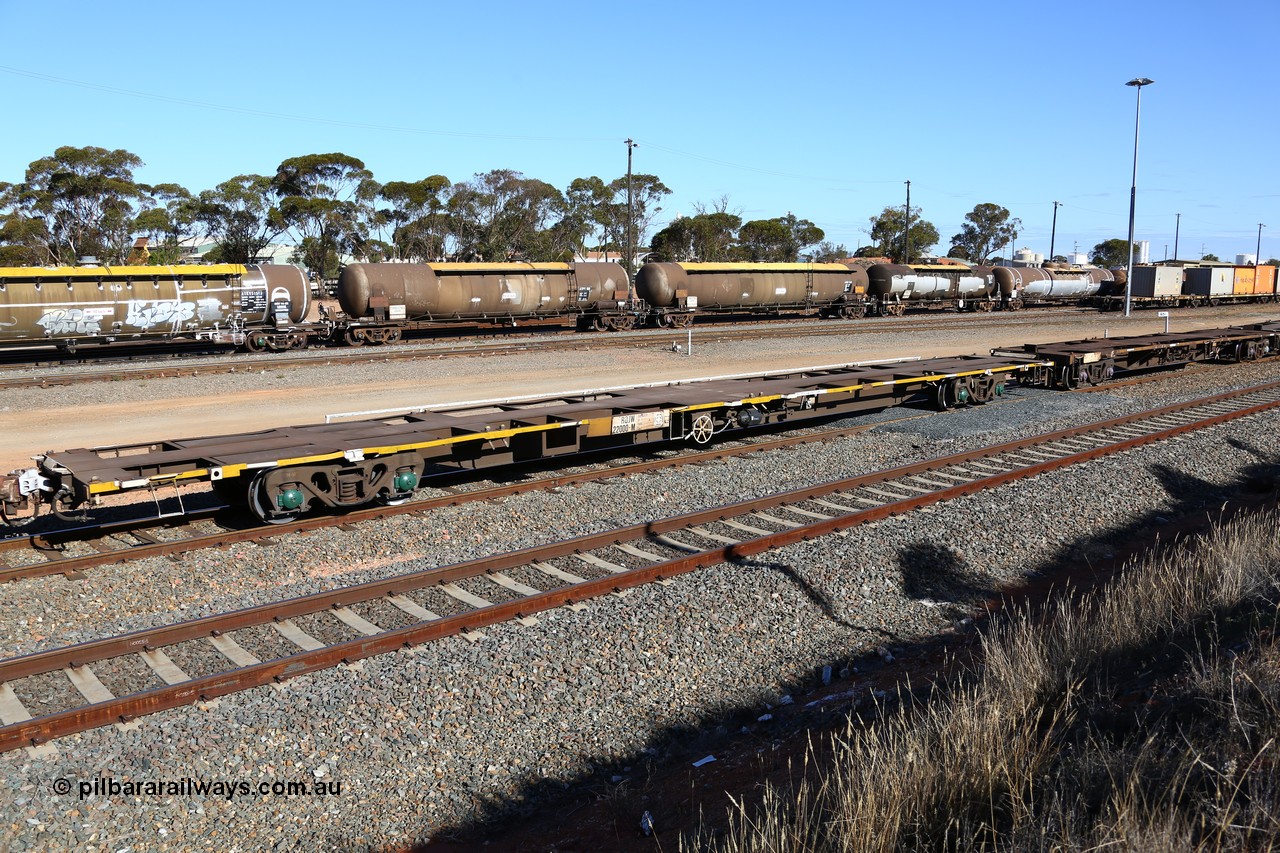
<box><xmin>2</xmin><ymin>381</ymin><xmax>1279</xmax><ymax>751</ymax></box>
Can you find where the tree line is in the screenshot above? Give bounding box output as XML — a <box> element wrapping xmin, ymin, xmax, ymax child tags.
<box><xmin>8</xmin><ymin>145</ymin><xmax>1228</xmax><ymax>279</ymax></box>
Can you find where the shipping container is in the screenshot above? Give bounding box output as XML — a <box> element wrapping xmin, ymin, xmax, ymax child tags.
<box><xmin>1129</xmin><ymin>265</ymin><xmax>1183</xmax><ymax>298</ymax></box>
<box><xmin>1256</xmin><ymin>265</ymin><xmax>1278</xmax><ymax>295</ymax></box>
<box><xmin>1234</xmin><ymin>266</ymin><xmax>1256</xmax><ymax>295</ymax></box>
<box><xmin>1184</xmin><ymin>267</ymin><xmax>1235</xmax><ymax>297</ymax></box>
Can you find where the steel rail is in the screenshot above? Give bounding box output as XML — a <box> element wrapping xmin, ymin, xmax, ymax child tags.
<box><xmin>2</xmin><ymin>382</ymin><xmax>1280</xmax><ymax>751</ymax></box>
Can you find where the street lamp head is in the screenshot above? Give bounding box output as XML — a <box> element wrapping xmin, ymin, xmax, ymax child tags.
<box><xmin>1126</xmin><ymin>77</ymin><xmax>1154</xmax><ymax>88</ymax></box>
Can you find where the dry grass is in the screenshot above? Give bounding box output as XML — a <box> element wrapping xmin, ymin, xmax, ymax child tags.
<box><xmin>686</xmin><ymin>508</ymin><xmax>1280</xmax><ymax>852</ymax></box>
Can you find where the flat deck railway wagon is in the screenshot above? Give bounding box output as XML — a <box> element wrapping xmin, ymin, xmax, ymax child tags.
<box><xmin>1096</xmin><ymin>263</ymin><xmax>1279</xmax><ymax>310</ymax></box>
<box><xmin>4</xmin><ymin>321</ymin><xmax>1279</xmax><ymax>527</ymax></box>
<box><xmin>0</xmin><ymin>264</ymin><xmax>312</xmax><ymax>352</ymax></box>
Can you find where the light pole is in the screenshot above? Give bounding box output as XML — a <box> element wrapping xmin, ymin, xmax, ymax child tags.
<box><xmin>1173</xmin><ymin>212</ymin><xmax>1181</xmax><ymax>261</ymax></box>
<box><xmin>1258</xmin><ymin>223</ymin><xmax>1266</xmax><ymax>269</ymax></box>
<box><xmin>624</xmin><ymin>139</ymin><xmax>638</xmax><ymax>287</ymax></box>
<box><xmin>903</xmin><ymin>180</ymin><xmax>911</xmax><ymax>264</ymax></box>
<box><xmin>1123</xmin><ymin>77</ymin><xmax>1154</xmax><ymax>317</ymax></box>
<box><xmin>1049</xmin><ymin>201</ymin><xmax>1061</xmax><ymax>261</ymax></box>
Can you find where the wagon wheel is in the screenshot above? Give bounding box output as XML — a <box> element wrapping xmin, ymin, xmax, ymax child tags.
<box><xmin>933</xmin><ymin>382</ymin><xmax>954</xmax><ymax>411</ymax></box>
<box><xmin>977</xmin><ymin>301</ymin><xmax>995</xmax><ymax>313</ymax></box>
<box><xmin>342</xmin><ymin>328</ymin><xmax>365</xmax><ymax>346</ymax></box>
<box><xmin>243</xmin><ymin>333</ymin><xmax>268</xmax><ymax>353</ymax></box>
<box><xmin>688</xmin><ymin>413</ymin><xmax>716</xmax><ymax>445</ymax></box>
<box><xmin>591</xmin><ymin>316</ymin><xmax>608</xmax><ymax>332</ymax></box>
<box><xmin>1059</xmin><ymin>366</ymin><xmax>1080</xmax><ymax>390</ymax></box>
<box><xmin>247</xmin><ymin>470</ymin><xmax>304</xmax><ymax>525</ymax></box>
<box><xmin>384</xmin><ymin>328</ymin><xmax>403</xmax><ymax>344</ymax></box>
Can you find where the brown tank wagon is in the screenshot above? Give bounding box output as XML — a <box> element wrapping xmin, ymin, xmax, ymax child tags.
<box><xmin>992</xmin><ymin>265</ymin><xmax>1111</xmax><ymax>309</ymax></box>
<box><xmin>633</xmin><ymin>262</ymin><xmax>868</xmax><ymax>326</ymax></box>
<box><xmin>0</xmin><ymin>263</ymin><xmax>311</xmax><ymax>352</ymax></box>
<box><xmin>335</xmin><ymin>261</ymin><xmax>638</xmax><ymax>342</ymax></box>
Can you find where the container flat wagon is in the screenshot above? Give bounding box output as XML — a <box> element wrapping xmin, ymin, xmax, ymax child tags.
<box><xmin>0</xmin><ymin>355</ymin><xmax>1034</xmax><ymax>524</ymax></box>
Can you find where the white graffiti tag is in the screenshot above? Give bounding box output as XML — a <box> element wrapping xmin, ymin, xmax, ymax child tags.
<box><xmin>125</xmin><ymin>300</ymin><xmax>196</xmax><ymax>331</ymax></box>
<box><xmin>37</xmin><ymin>308</ymin><xmax>103</xmax><ymax>336</ymax></box>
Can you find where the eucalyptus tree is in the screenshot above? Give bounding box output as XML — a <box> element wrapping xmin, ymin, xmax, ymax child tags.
<box><xmin>0</xmin><ymin>145</ymin><xmax>147</xmax><ymax>264</ymax></box>
<box><xmin>132</xmin><ymin>182</ymin><xmax>197</xmax><ymax>263</ymax></box>
<box><xmin>380</xmin><ymin>176</ymin><xmax>451</xmax><ymax>262</ymax></box>
<box><xmin>446</xmin><ymin>169</ymin><xmax>566</xmax><ymax>261</ymax></box>
<box><xmin>194</xmin><ymin>175</ymin><xmax>286</xmax><ymax>265</ymax></box>
<box><xmin>271</xmin><ymin>153</ymin><xmax>378</xmax><ymax>280</ymax></box>
<box><xmin>868</xmin><ymin>205</ymin><xmax>938</xmax><ymax>263</ymax></box>
<box><xmin>949</xmin><ymin>203</ymin><xmax>1020</xmax><ymax>264</ymax></box>
<box><xmin>737</xmin><ymin>214</ymin><xmax>824</xmax><ymax>261</ymax></box>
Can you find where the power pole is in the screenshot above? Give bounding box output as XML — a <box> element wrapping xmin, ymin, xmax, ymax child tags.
<box><xmin>1049</xmin><ymin>201</ymin><xmax>1061</xmax><ymax>261</ymax></box>
<box><xmin>1173</xmin><ymin>212</ymin><xmax>1181</xmax><ymax>260</ymax></box>
<box><xmin>625</xmin><ymin>138</ymin><xmax>638</xmax><ymax>287</ymax></box>
<box><xmin>903</xmin><ymin>180</ymin><xmax>911</xmax><ymax>264</ymax></box>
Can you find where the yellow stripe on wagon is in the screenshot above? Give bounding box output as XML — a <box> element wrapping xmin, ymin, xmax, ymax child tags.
<box><xmin>84</xmin><ymin>361</ymin><xmax>1048</xmax><ymax>497</ymax></box>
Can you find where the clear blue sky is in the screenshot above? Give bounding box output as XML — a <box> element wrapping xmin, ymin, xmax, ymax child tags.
<box><xmin>2</xmin><ymin>0</ymin><xmax>1276</xmax><ymax>262</ymax></box>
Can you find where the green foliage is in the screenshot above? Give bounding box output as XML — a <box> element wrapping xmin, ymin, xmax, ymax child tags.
<box><xmin>446</xmin><ymin>169</ymin><xmax>569</xmax><ymax>261</ymax></box>
<box><xmin>380</xmin><ymin>176</ymin><xmax>450</xmax><ymax>262</ymax></box>
<box><xmin>0</xmin><ymin>145</ymin><xmax>147</xmax><ymax>264</ymax></box>
<box><xmin>272</xmin><ymin>153</ymin><xmax>377</xmax><ymax>279</ymax></box>
<box><xmin>649</xmin><ymin>211</ymin><xmax>742</xmax><ymax>262</ymax></box>
<box><xmin>195</xmin><ymin>175</ymin><xmax>285</xmax><ymax>265</ymax></box>
<box><xmin>1089</xmin><ymin>239</ymin><xmax>1133</xmax><ymax>268</ymax></box>
<box><xmin>868</xmin><ymin>205</ymin><xmax>938</xmax><ymax>263</ymax></box>
<box><xmin>738</xmin><ymin>214</ymin><xmax>824</xmax><ymax>262</ymax></box>
<box><xmin>1201</xmin><ymin>253</ymin><xmax>1220</xmax><ymax>262</ymax></box>
<box><xmin>950</xmin><ymin>203</ymin><xmax>1020</xmax><ymax>265</ymax></box>
<box><xmin>805</xmin><ymin>241</ymin><xmax>850</xmax><ymax>263</ymax></box>
<box><xmin>133</xmin><ymin>182</ymin><xmax>196</xmax><ymax>263</ymax></box>
<box><xmin>1268</xmin><ymin>258</ymin><xmax>1280</xmax><ymax>266</ymax></box>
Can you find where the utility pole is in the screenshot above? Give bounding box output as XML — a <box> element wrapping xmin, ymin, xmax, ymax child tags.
<box><xmin>1173</xmin><ymin>213</ymin><xmax>1181</xmax><ymax>260</ymax></box>
<box><xmin>625</xmin><ymin>138</ymin><xmax>637</xmax><ymax>287</ymax></box>
<box><xmin>903</xmin><ymin>180</ymin><xmax>911</xmax><ymax>264</ymax></box>
<box><xmin>1049</xmin><ymin>201</ymin><xmax>1061</xmax><ymax>261</ymax></box>
<box><xmin>1123</xmin><ymin>77</ymin><xmax>1154</xmax><ymax>317</ymax></box>
<box><xmin>1258</xmin><ymin>223</ymin><xmax>1266</xmax><ymax>269</ymax></box>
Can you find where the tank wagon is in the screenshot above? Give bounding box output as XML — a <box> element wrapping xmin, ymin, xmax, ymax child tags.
<box><xmin>865</xmin><ymin>263</ymin><xmax>997</xmax><ymax>315</ymax></box>
<box><xmin>993</xmin><ymin>265</ymin><xmax>1111</xmax><ymax>310</ymax></box>
<box><xmin>335</xmin><ymin>261</ymin><xmax>638</xmax><ymax>342</ymax></box>
<box><xmin>633</xmin><ymin>262</ymin><xmax>869</xmax><ymax>326</ymax></box>
<box><xmin>0</xmin><ymin>264</ymin><xmax>311</xmax><ymax>352</ymax></box>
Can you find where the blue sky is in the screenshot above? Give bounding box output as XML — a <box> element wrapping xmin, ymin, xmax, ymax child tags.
<box><xmin>1</xmin><ymin>0</ymin><xmax>1276</xmax><ymax>261</ymax></box>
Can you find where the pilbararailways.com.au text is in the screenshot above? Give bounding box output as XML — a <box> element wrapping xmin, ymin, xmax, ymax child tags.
<box><xmin>52</xmin><ymin>776</ymin><xmax>342</xmax><ymax>801</ymax></box>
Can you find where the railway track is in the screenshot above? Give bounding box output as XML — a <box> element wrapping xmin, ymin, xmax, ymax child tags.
<box><xmin>0</xmin><ymin>419</ymin><xmax>910</xmax><ymax>583</ymax></box>
<box><xmin>0</xmin><ymin>310</ymin><xmax>1084</xmax><ymax>389</ymax></box>
<box><xmin>2</xmin><ymin>380</ymin><xmax>1279</xmax><ymax>753</ymax></box>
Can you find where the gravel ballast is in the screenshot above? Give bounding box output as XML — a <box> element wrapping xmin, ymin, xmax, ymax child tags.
<box><xmin>1</xmin><ymin>342</ymin><xmax>1279</xmax><ymax>849</ymax></box>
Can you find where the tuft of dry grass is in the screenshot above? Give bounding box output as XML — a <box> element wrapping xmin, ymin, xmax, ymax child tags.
<box><xmin>686</xmin><ymin>508</ymin><xmax>1280</xmax><ymax>852</ymax></box>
